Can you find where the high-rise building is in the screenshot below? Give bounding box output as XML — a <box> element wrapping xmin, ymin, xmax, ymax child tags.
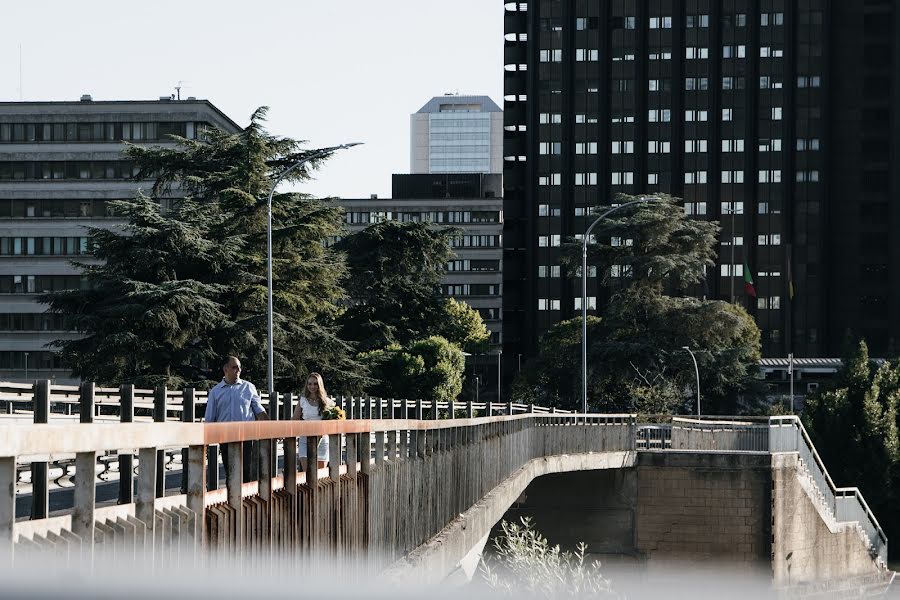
<box><xmin>410</xmin><ymin>95</ymin><xmax>504</xmax><ymax>174</ymax></box>
<box><xmin>0</xmin><ymin>97</ymin><xmax>240</xmax><ymax>382</ymax></box>
<box><xmin>502</xmin><ymin>0</ymin><xmax>900</xmax><ymax>365</ymax></box>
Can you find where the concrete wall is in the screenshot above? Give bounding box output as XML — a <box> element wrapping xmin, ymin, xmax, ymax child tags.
<box><xmin>771</xmin><ymin>453</ymin><xmax>879</xmax><ymax>585</ymax></box>
<box><xmin>635</xmin><ymin>452</ymin><xmax>772</xmax><ymax>569</ymax></box>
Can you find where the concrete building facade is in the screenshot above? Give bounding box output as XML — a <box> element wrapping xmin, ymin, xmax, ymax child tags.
<box><xmin>410</xmin><ymin>95</ymin><xmax>504</xmax><ymax>175</ymax></box>
<box><xmin>0</xmin><ymin>97</ymin><xmax>240</xmax><ymax>382</ymax></box>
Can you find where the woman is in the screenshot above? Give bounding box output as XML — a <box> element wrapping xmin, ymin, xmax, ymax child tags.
<box><xmin>292</xmin><ymin>372</ymin><xmax>332</xmax><ymax>472</ymax></box>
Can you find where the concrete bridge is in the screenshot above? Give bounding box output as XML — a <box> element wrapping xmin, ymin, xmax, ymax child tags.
<box><xmin>0</xmin><ymin>381</ymin><xmax>892</xmax><ymax>593</ymax></box>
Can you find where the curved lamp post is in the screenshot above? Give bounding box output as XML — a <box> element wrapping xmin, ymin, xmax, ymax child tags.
<box><xmin>581</xmin><ymin>197</ymin><xmax>662</xmax><ymax>417</ymax></box>
<box><xmin>267</xmin><ymin>142</ymin><xmax>362</xmax><ymax>395</ymax></box>
<box><xmin>682</xmin><ymin>346</ymin><xmax>701</xmax><ymax>416</ymax></box>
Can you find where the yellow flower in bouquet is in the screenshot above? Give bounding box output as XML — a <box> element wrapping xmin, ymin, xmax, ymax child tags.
<box><xmin>322</xmin><ymin>405</ymin><xmax>346</xmax><ymax>421</ymax></box>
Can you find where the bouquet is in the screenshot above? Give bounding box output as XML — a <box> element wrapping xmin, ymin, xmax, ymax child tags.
<box><xmin>322</xmin><ymin>405</ymin><xmax>346</xmax><ymax>421</ymax></box>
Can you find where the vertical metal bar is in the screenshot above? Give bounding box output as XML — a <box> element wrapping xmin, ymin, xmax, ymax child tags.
<box><xmin>306</xmin><ymin>437</ymin><xmax>319</xmax><ymax>485</ymax></box>
<box><xmin>269</xmin><ymin>390</ymin><xmax>279</xmax><ymax>422</ymax></box>
<box><xmin>80</xmin><ymin>381</ymin><xmax>94</xmax><ymax>423</ymax></box>
<box><xmin>207</xmin><ymin>444</ymin><xmax>218</xmax><ymax>492</ymax></box>
<box><xmin>466</xmin><ymin>401</ymin><xmax>474</xmax><ymax>418</ymax></box>
<box><xmin>328</xmin><ymin>434</ymin><xmax>341</xmax><ymax>480</ymax></box>
<box><xmin>186</xmin><ymin>445</ymin><xmax>206</xmax><ymax>548</ymax></box>
<box><xmin>153</xmin><ymin>385</ymin><xmax>166</xmax><ymax>498</ymax></box>
<box><xmin>30</xmin><ymin>379</ymin><xmax>50</xmax><ymax>519</ymax></box>
<box><xmin>181</xmin><ymin>387</ymin><xmax>195</xmax><ymax>494</ymax></box>
<box><xmin>259</xmin><ymin>435</ymin><xmax>272</xmax><ymax>502</ymax></box>
<box><xmin>346</xmin><ymin>433</ymin><xmax>358</xmax><ymax>477</ymax></box>
<box><xmin>119</xmin><ymin>384</ymin><xmax>135</xmax><ymax>503</ymax></box>
<box><xmin>282</xmin><ymin>391</ymin><xmax>294</xmax><ymax>421</ymax></box>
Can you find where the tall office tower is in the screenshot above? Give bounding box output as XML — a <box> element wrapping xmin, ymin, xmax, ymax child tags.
<box><xmin>502</xmin><ymin>0</ymin><xmax>900</xmax><ymax>366</ymax></box>
<box><xmin>410</xmin><ymin>95</ymin><xmax>505</xmax><ymax>174</ymax></box>
<box><xmin>0</xmin><ymin>97</ymin><xmax>240</xmax><ymax>382</ymax></box>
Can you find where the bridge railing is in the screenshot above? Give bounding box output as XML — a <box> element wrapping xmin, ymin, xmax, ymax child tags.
<box><xmin>0</xmin><ymin>413</ymin><xmax>634</xmax><ymax>570</ymax></box>
<box><xmin>769</xmin><ymin>415</ymin><xmax>888</xmax><ymax>564</ymax></box>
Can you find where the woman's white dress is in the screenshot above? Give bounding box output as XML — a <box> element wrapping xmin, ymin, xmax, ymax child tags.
<box><xmin>296</xmin><ymin>396</ymin><xmax>329</xmax><ymax>462</ymax></box>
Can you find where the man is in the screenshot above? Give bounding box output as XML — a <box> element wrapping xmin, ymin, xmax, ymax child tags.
<box><xmin>204</xmin><ymin>356</ymin><xmax>269</xmax><ymax>423</ymax></box>
<box><xmin>205</xmin><ymin>356</ymin><xmax>268</xmax><ymax>483</ymax></box>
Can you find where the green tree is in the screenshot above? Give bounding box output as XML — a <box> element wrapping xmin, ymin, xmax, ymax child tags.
<box><xmin>802</xmin><ymin>340</ymin><xmax>900</xmax><ymax>556</ymax></box>
<box><xmin>360</xmin><ymin>335</ymin><xmax>465</xmax><ymax>402</ymax></box>
<box><xmin>336</xmin><ymin>220</ymin><xmax>488</xmax><ymax>352</ymax></box>
<box><xmin>45</xmin><ymin>108</ymin><xmax>365</xmax><ymax>391</ymax></box>
<box><xmin>512</xmin><ymin>194</ymin><xmax>762</xmax><ymax>414</ymax></box>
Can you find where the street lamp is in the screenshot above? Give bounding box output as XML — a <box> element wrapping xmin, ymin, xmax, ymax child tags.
<box><xmin>581</xmin><ymin>197</ymin><xmax>662</xmax><ymax>417</ymax></box>
<box><xmin>23</xmin><ymin>352</ymin><xmax>29</xmax><ymax>381</ymax></box>
<box><xmin>682</xmin><ymin>346</ymin><xmax>701</xmax><ymax>416</ymax></box>
<box><xmin>266</xmin><ymin>142</ymin><xmax>362</xmax><ymax>395</ymax></box>
<box><xmin>497</xmin><ymin>350</ymin><xmax>502</xmax><ymax>402</ymax></box>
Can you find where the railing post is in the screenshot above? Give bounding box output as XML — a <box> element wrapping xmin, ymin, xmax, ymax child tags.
<box><xmin>30</xmin><ymin>379</ymin><xmax>50</xmax><ymax>520</ymax></box>
<box><xmin>259</xmin><ymin>434</ymin><xmax>272</xmax><ymax>502</ymax></box>
<box><xmin>283</xmin><ymin>393</ymin><xmax>297</xmax><ymax>492</ymax></box>
<box><xmin>506</xmin><ymin>401</ymin><xmax>513</xmax><ymax>416</ymax></box>
<box><xmin>268</xmin><ymin>390</ymin><xmax>279</xmax><ymax>422</ymax></box>
<box><xmin>73</xmin><ymin>450</ymin><xmax>97</xmax><ymax>555</ymax></box>
<box><xmin>186</xmin><ymin>445</ymin><xmax>206</xmax><ymax>549</ymax></box>
<box><xmin>153</xmin><ymin>385</ymin><xmax>167</xmax><ymax>498</ymax></box>
<box><xmin>225</xmin><ymin>443</ymin><xmax>243</xmax><ymax>551</ymax></box>
<box><xmin>119</xmin><ymin>384</ymin><xmax>135</xmax><ymax>504</ymax></box>
<box><xmin>466</xmin><ymin>401</ymin><xmax>474</xmax><ymax>419</ymax></box>
<box><xmin>329</xmin><ymin>434</ymin><xmax>341</xmax><ymax>480</ymax></box>
<box><xmin>306</xmin><ymin>437</ymin><xmax>319</xmax><ymax>485</ymax></box>
<box><xmin>448</xmin><ymin>399</ymin><xmax>455</xmax><ymax>419</ymax></box>
<box><xmin>181</xmin><ymin>387</ymin><xmax>195</xmax><ymax>494</ymax></box>
<box><xmin>486</xmin><ymin>401</ymin><xmax>493</xmax><ymax>417</ymax></box>
<box><xmin>136</xmin><ymin>447</ymin><xmax>157</xmax><ymax>530</ymax></box>
<box><xmin>432</xmin><ymin>399</ymin><xmax>440</xmax><ymax>420</ymax></box>
<box><xmin>346</xmin><ymin>433</ymin><xmax>358</xmax><ymax>477</ymax></box>
<box><xmin>0</xmin><ymin>456</ymin><xmax>15</xmax><ymax>566</ymax></box>
<box><xmin>80</xmin><ymin>381</ymin><xmax>94</xmax><ymax>424</ymax></box>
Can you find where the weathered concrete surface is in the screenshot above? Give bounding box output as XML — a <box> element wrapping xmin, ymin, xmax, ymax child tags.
<box><xmin>635</xmin><ymin>452</ymin><xmax>772</xmax><ymax>571</ymax></box>
<box><xmin>771</xmin><ymin>453</ymin><xmax>880</xmax><ymax>585</ymax></box>
<box><xmin>382</xmin><ymin>451</ymin><xmax>637</xmax><ymax>585</ymax></box>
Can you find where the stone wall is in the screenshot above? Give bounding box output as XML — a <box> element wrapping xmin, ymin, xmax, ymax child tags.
<box><xmin>634</xmin><ymin>452</ymin><xmax>771</xmax><ymax>568</ymax></box>
<box><xmin>770</xmin><ymin>453</ymin><xmax>880</xmax><ymax>585</ymax></box>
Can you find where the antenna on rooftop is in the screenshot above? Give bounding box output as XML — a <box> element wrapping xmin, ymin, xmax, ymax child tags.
<box><xmin>175</xmin><ymin>80</ymin><xmax>188</xmax><ymax>101</ymax></box>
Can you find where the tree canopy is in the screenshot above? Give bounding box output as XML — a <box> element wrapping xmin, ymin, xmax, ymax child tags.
<box><xmin>513</xmin><ymin>194</ymin><xmax>762</xmax><ymax>414</ymax></box>
<box><xmin>44</xmin><ymin>107</ymin><xmax>364</xmax><ymax>391</ymax></box>
<box><xmin>359</xmin><ymin>336</ymin><xmax>466</xmax><ymax>403</ymax></box>
<box><xmin>802</xmin><ymin>340</ymin><xmax>900</xmax><ymax>559</ymax></box>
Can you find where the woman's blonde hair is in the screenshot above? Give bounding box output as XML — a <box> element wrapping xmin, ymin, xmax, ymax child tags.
<box><xmin>306</xmin><ymin>372</ymin><xmax>330</xmax><ymax>416</ymax></box>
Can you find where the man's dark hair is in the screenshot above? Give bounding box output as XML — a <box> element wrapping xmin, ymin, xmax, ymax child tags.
<box><xmin>222</xmin><ymin>355</ymin><xmax>240</xmax><ymax>368</ymax></box>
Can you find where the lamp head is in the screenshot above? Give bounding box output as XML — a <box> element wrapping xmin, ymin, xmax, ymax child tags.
<box><xmin>682</xmin><ymin>346</ymin><xmax>690</xmax><ymax>350</ymax></box>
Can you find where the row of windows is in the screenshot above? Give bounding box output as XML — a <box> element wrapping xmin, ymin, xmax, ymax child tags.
<box><xmin>344</xmin><ymin>210</ymin><xmax>500</xmax><ymax>225</ymax></box>
<box><xmin>0</xmin><ymin>161</ymin><xmax>141</xmax><ymax>181</ymax></box>
<box><xmin>451</xmin><ymin>235</ymin><xmax>500</xmax><ymax>248</ymax></box>
<box><xmin>0</xmin><ymin>351</ymin><xmax>65</xmax><ymax>370</ymax></box>
<box><xmin>538</xmin><ymin>169</ymin><xmax>819</xmax><ymax>187</ymax></box>
<box><xmin>0</xmin><ymin>237</ymin><xmax>90</xmax><ymax>256</ymax></box>
<box><xmin>442</xmin><ymin>284</ymin><xmax>500</xmax><ymax>297</ymax></box>
<box><xmin>685</xmin><ymin>201</ymin><xmax>783</xmax><ymax>216</ymax></box>
<box><xmin>0</xmin><ymin>313</ymin><xmax>70</xmax><ymax>331</ymax></box>
<box><xmin>0</xmin><ymin>199</ymin><xmax>117</xmax><ymax>218</ymax></box>
<box><xmin>0</xmin><ymin>121</ymin><xmax>202</xmax><ymax>143</ymax></box>
<box><xmin>446</xmin><ymin>259</ymin><xmax>500</xmax><ymax>272</ymax></box>
<box><xmin>544</xmin><ymin>11</ymin><xmax>822</xmax><ymax>33</ymax></box>
<box><xmin>542</xmin><ymin>138</ymin><xmax>818</xmax><ymax>156</ymax></box>
<box><xmin>538</xmin><ymin>298</ymin><xmax>598</xmax><ymax>311</ymax></box>
<box><xmin>0</xmin><ymin>275</ymin><xmax>86</xmax><ymax>294</ymax></box>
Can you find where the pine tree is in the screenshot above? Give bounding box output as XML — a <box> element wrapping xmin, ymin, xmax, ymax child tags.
<box><xmin>45</xmin><ymin>108</ymin><xmax>364</xmax><ymax>391</ymax></box>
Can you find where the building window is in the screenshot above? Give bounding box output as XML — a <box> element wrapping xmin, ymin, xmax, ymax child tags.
<box><xmin>648</xmin><ymin>51</ymin><xmax>671</xmax><ymax>60</ymax></box>
<box><xmin>759</xmin><ymin>138</ymin><xmax>783</xmax><ymax>152</ymax></box>
<box><xmin>649</xmin><ymin>16</ymin><xmax>672</xmax><ymax>29</ymax></box>
<box><xmin>685</xmin><ymin>77</ymin><xmax>709</xmax><ymax>90</ymax></box>
<box><xmin>575</xmin><ymin>172</ymin><xmax>599</xmax><ymax>185</ymax></box>
<box><xmin>574</xmin><ymin>297</ymin><xmax>597</xmax><ymax>310</ymax></box>
<box><xmin>720</xmin><ymin>170</ymin><xmax>745</xmax><ymax>183</ymax></box>
<box><xmin>647</xmin><ymin>140</ymin><xmax>671</xmax><ymax>153</ymax></box>
<box><xmin>684</xmin><ymin>202</ymin><xmax>708</xmax><ymax>215</ymax></box>
<box><xmin>686</xmin><ymin>14</ymin><xmax>710</xmax><ymax>28</ymax></box>
<box><xmin>795</xmin><ymin>170</ymin><xmax>820</xmax><ymax>182</ymax></box>
<box><xmin>610</xmin><ymin>172</ymin><xmax>633</xmax><ymax>185</ymax></box>
<box><xmin>648</xmin><ymin>109</ymin><xmax>672</xmax><ymax>122</ymax></box>
<box><xmin>685</xmin><ymin>47</ymin><xmax>709</xmax><ymax>60</ymax></box>
<box><xmin>797</xmin><ymin>76</ymin><xmax>822</xmax><ymax>88</ymax></box>
<box><xmin>760</xmin><ymin>46</ymin><xmax>784</xmax><ymax>58</ymax></box>
<box><xmin>610</xmin><ymin>141</ymin><xmax>634</xmax><ymax>154</ymax></box>
<box><xmin>759</xmin><ymin>76</ymin><xmax>783</xmax><ymax>89</ymax></box>
<box><xmin>758</xmin><ymin>170</ymin><xmax>782</xmax><ymax>183</ymax></box>
<box><xmin>761</xmin><ymin>12</ymin><xmax>784</xmax><ymax>26</ymax></box>
<box><xmin>575</xmin><ymin>49</ymin><xmax>599</xmax><ymax>62</ymax></box>
<box><xmin>539</xmin><ymin>142</ymin><xmax>561</xmax><ymax>155</ymax></box>
<box><xmin>757</xmin><ymin>296</ymin><xmax>781</xmax><ymax>310</ymax></box>
<box><xmin>771</xmin><ymin>107</ymin><xmax>783</xmax><ymax>120</ymax></box>
<box><xmin>539</xmin><ymin>49</ymin><xmax>563</xmax><ymax>63</ymax></box>
<box><xmin>684</xmin><ymin>139</ymin><xmax>708</xmax><ymax>153</ymax></box>
<box><xmin>720</xmin><ymin>264</ymin><xmax>744</xmax><ymax>277</ymax></box>
<box><xmin>538</xmin><ymin>299</ymin><xmax>561</xmax><ymax>311</ymax></box>
<box><xmin>539</xmin><ymin>113</ymin><xmax>562</xmax><ymax>124</ymax></box>
<box><xmin>685</xmin><ymin>110</ymin><xmax>708</xmax><ymax>122</ymax></box>
<box><xmin>613</xmin><ymin>52</ymin><xmax>636</xmax><ymax>62</ymax></box>
<box><xmin>796</xmin><ymin>138</ymin><xmax>820</xmax><ymax>151</ymax></box>
<box><xmin>539</xmin><ymin>173</ymin><xmax>561</xmax><ymax>186</ymax></box>
<box><xmin>722</xmin><ymin>77</ymin><xmax>745</xmax><ymax>90</ymax></box>
<box><xmin>684</xmin><ymin>171</ymin><xmax>708</xmax><ymax>185</ymax></box>
<box><xmin>722</xmin><ymin>45</ymin><xmax>746</xmax><ymax>59</ymax></box>
<box><xmin>722</xmin><ymin>108</ymin><xmax>733</xmax><ymax>121</ymax></box>
<box><xmin>576</xmin><ymin>142</ymin><xmax>599</xmax><ymax>154</ymax></box>
<box><xmin>721</xmin><ymin>139</ymin><xmax>745</xmax><ymax>152</ymax></box>
<box><xmin>721</xmin><ymin>201</ymin><xmax>744</xmax><ymax>214</ymax></box>
<box><xmin>757</xmin><ymin>234</ymin><xmax>782</xmax><ymax>246</ymax></box>
<box><xmin>647</xmin><ymin>173</ymin><xmax>659</xmax><ymax>185</ymax></box>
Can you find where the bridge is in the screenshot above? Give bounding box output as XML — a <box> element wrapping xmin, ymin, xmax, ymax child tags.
<box><xmin>0</xmin><ymin>381</ymin><xmax>893</xmax><ymax>593</ymax></box>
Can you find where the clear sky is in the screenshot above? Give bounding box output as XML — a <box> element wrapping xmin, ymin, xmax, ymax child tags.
<box><xmin>0</xmin><ymin>0</ymin><xmax>503</xmax><ymax>199</ymax></box>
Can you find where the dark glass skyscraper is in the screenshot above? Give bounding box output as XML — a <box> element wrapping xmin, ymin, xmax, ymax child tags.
<box><xmin>502</xmin><ymin>0</ymin><xmax>900</xmax><ymax>366</ymax></box>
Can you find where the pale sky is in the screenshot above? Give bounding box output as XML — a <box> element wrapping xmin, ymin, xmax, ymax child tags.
<box><xmin>0</xmin><ymin>0</ymin><xmax>504</xmax><ymax>199</ymax></box>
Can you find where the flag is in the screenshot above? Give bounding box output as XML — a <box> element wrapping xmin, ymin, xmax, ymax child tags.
<box><xmin>744</xmin><ymin>259</ymin><xmax>756</xmax><ymax>297</ymax></box>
